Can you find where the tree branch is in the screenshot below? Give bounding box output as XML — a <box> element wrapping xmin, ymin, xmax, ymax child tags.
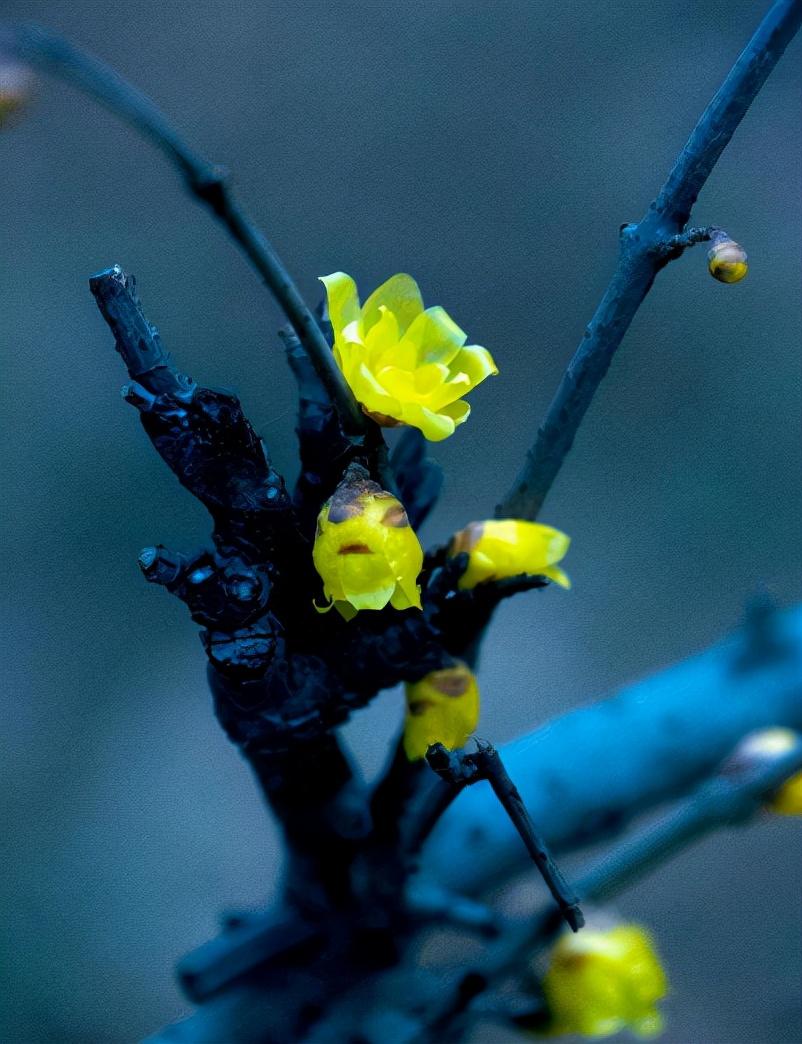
<box><xmin>497</xmin><ymin>0</ymin><xmax>802</xmax><ymax>520</ymax></box>
<box><xmin>420</xmin><ymin>736</ymin><xmax>802</xmax><ymax>1041</ymax></box>
<box><xmin>422</xmin><ymin>600</ymin><xmax>802</xmax><ymax>895</ymax></box>
<box><xmin>2</xmin><ymin>22</ymin><xmax>369</xmax><ymax>442</ymax></box>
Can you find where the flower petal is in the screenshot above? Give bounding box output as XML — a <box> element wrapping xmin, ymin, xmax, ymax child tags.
<box><xmin>399</xmin><ymin>401</ymin><xmax>457</xmax><ymax>441</ymax></box>
<box><xmin>401</xmin><ymin>306</ymin><xmax>467</xmax><ymax>366</ymax></box>
<box><xmin>450</xmin><ymin>344</ymin><xmax>499</xmax><ymax>388</ymax></box>
<box><xmin>364</xmin><ymin>306</ymin><xmax>400</xmax><ymax>364</ymax></box>
<box><xmin>362</xmin><ymin>274</ymin><xmax>424</xmax><ymax>337</ymax></box>
<box><xmin>439</xmin><ymin>399</ymin><xmax>471</xmax><ymax>427</ymax></box>
<box><xmin>320</xmin><ymin>272</ymin><xmax>361</xmax><ymax>340</ymax></box>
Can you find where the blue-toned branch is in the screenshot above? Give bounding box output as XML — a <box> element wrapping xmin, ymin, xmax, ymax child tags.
<box><xmin>497</xmin><ymin>0</ymin><xmax>802</xmax><ymax>520</ymax></box>
<box><xmin>423</xmin><ymin>601</ymin><xmax>802</xmax><ymax>894</ymax></box>
<box><xmin>420</xmin><ymin>737</ymin><xmax>802</xmax><ymax>1040</ymax></box>
<box><xmin>0</xmin><ymin>22</ymin><xmax>368</xmax><ymax>441</ymax></box>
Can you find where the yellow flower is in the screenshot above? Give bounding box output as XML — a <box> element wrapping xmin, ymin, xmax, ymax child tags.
<box><xmin>403</xmin><ymin>663</ymin><xmax>480</xmax><ymax>761</ymax></box>
<box><xmin>450</xmin><ymin>519</ymin><xmax>571</xmax><ymax>590</ymax></box>
<box><xmin>319</xmin><ymin>271</ymin><xmax>498</xmax><ymax>441</ymax></box>
<box><xmin>542</xmin><ymin>925</ymin><xmax>668</xmax><ymax>1039</ymax></box>
<box><xmin>312</xmin><ymin>469</ymin><xmax>423</xmax><ymax>620</ymax></box>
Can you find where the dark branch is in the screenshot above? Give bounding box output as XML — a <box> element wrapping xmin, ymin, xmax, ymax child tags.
<box><xmin>3</xmin><ymin>22</ymin><xmax>369</xmax><ymax>441</ymax></box>
<box><xmin>496</xmin><ymin>0</ymin><xmax>802</xmax><ymax>521</ymax></box>
<box><xmin>425</xmin><ymin>742</ymin><xmax>583</xmax><ymax>931</ymax></box>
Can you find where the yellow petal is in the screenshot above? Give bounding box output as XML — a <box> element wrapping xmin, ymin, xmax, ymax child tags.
<box><xmin>769</xmin><ymin>771</ymin><xmax>802</xmax><ymax>815</ymax></box>
<box><xmin>399</xmin><ymin>401</ymin><xmax>457</xmax><ymax>441</ymax></box>
<box><xmin>438</xmin><ymin>399</ymin><xmax>471</xmax><ymax>426</ymax></box>
<box><xmin>364</xmin><ymin>305</ymin><xmax>400</xmax><ymax>364</ymax></box>
<box><xmin>319</xmin><ymin>272</ymin><xmax>361</xmax><ymax>340</ymax></box>
<box><xmin>413</xmin><ymin>362</ymin><xmax>451</xmax><ymax>397</ymax></box>
<box><xmin>452</xmin><ymin>519</ymin><xmax>571</xmax><ymax>589</ymax></box>
<box><xmin>361</xmin><ymin>274</ymin><xmax>423</xmax><ymax>337</ymax></box>
<box><xmin>542</xmin><ymin>564</ymin><xmax>572</xmax><ymax>589</ymax></box>
<box><xmin>450</xmin><ymin>344</ymin><xmax>498</xmax><ymax>387</ymax></box>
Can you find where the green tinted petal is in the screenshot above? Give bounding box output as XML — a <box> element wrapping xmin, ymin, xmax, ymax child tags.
<box><xmin>438</xmin><ymin>399</ymin><xmax>471</xmax><ymax>426</ymax></box>
<box><xmin>450</xmin><ymin>344</ymin><xmax>499</xmax><ymax>387</ymax></box>
<box><xmin>402</xmin><ymin>306</ymin><xmax>467</xmax><ymax>365</ymax></box>
<box><xmin>362</xmin><ymin>274</ymin><xmax>424</xmax><ymax>337</ymax></box>
<box><xmin>319</xmin><ymin>272</ymin><xmax>361</xmax><ymax>340</ymax></box>
<box><xmin>399</xmin><ymin>401</ymin><xmax>456</xmax><ymax>441</ymax></box>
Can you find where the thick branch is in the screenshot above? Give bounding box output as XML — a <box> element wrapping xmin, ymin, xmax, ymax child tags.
<box><xmin>422</xmin><ymin>601</ymin><xmax>802</xmax><ymax>895</ymax></box>
<box><xmin>497</xmin><ymin>0</ymin><xmax>802</xmax><ymax>520</ymax></box>
<box><xmin>2</xmin><ymin>22</ymin><xmax>368</xmax><ymax>441</ymax></box>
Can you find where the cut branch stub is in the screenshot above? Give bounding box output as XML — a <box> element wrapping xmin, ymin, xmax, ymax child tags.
<box><xmin>90</xmin><ymin>265</ymin><xmax>296</xmax><ymax>560</ymax></box>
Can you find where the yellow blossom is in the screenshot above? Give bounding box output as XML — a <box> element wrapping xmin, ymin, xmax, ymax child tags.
<box><xmin>450</xmin><ymin>519</ymin><xmax>571</xmax><ymax>590</ymax></box>
<box><xmin>403</xmin><ymin>663</ymin><xmax>480</xmax><ymax>761</ymax></box>
<box><xmin>542</xmin><ymin>924</ymin><xmax>668</xmax><ymax>1039</ymax></box>
<box><xmin>319</xmin><ymin>271</ymin><xmax>498</xmax><ymax>441</ymax></box>
<box><xmin>312</xmin><ymin>469</ymin><xmax>423</xmax><ymax>620</ymax></box>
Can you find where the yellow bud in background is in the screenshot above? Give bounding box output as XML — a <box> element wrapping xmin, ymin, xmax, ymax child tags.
<box><xmin>312</xmin><ymin>469</ymin><xmax>423</xmax><ymax>620</ymax></box>
<box><xmin>450</xmin><ymin>519</ymin><xmax>571</xmax><ymax>590</ymax></box>
<box><xmin>721</xmin><ymin>727</ymin><xmax>802</xmax><ymax>816</ymax></box>
<box><xmin>542</xmin><ymin>924</ymin><xmax>668</xmax><ymax>1039</ymax></box>
<box><xmin>403</xmin><ymin>663</ymin><xmax>480</xmax><ymax>761</ymax></box>
<box><xmin>707</xmin><ymin>231</ymin><xmax>748</xmax><ymax>284</ymax></box>
<box><xmin>0</xmin><ymin>60</ymin><xmax>34</xmax><ymax>129</ymax></box>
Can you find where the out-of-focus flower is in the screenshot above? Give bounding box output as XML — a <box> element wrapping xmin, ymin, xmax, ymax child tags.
<box><xmin>312</xmin><ymin>469</ymin><xmax>423</xmax><ymax>620</ymax></box>
<box><xmin>0</xmin><ymin>60</ymin><xmax>34</xmax><ymax>128</ymax></box>
<box><xmin>722</xmin><ymin>727</ymin><xmax>802</xmax><ymax>816</ymax></box>
<box><xmin>319</xmin><ymin>271</ymin><xmax>497</xmax><ymax>441</ymax></box>
<box><xmin>403</xmin><ymin>663</ymin><xmax>479</xmax><ymax>761</ymax></box>
<box><xmin>708</xmin><ymin>231</ymin><xmax>748</xmax><ymax>284</ymax></box>
<box><xmin>449</xmin><ymin>519</ymin><xmax>571</xmax><ymax>590</ymax></box>
<box><xmin>542</xmin><ymin>924</ymin><xmax>667</xmax><ymax>1039</ymax></box>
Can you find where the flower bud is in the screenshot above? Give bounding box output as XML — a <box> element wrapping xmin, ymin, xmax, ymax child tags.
<box><xmin>449</xmin><ymin>519</ymin><xmax>570</xmax><ymax>590</ymax></box>
<box><xmin>312</xmin><ymin>468</ymin><xmax>423</xmax><ymax>619</ymax></box>
<box><xmin>542</xmin><ymin>924</ymin><xmax>667</xmax><ymax>1039</ymax></box>
<box><xmin>708</xmin><ymin>231</ymin><xmax>748</xmax><ymax>284</ymax></box>
<box><xmin>403</xmin><ymin>663</ymin><xmax>480</xmax><ymax>761</ymax></box>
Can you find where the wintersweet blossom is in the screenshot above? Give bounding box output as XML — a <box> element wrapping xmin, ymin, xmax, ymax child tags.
<box><xmin>542</xmin><ymin>924</ymin><xmax>668</xmax><ymax>1039</ymax></box>
<box><xmin>320</xmin><ymin>271</ymin><xmax>498</xmax><ymax>441</ymax></box>
<box><xmin>450</xmin><ymin>519</ymin><xmax>571</xmax><ymax>590</ymax></box>
<box><xmin>403</xmin><ymin>663</ymin><xmax>480</xmax><ymax>761</ymax></box>
<box><xmin>312</xmin><ymin>470</ymin><xmax>423</xmax><ymax>620</ymax></box>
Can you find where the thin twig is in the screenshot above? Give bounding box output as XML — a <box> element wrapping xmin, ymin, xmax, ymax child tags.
<box><xmin>425</xmin><ymin>742</ymin><xmax>583</xmax><ymax>931</ymax></box>
<box><xmin>1</xmin><ymin>22</ymin><xmax>368</xmax><ymax>441</ymax></box>
<box><xmin>497</xmin><ymin>0</ymin><xmax>802</xmax><ymax>520</ymax></box>
<box><xmin>422</xmin><ymin>738</ymin><xmax>802</xmax><ymax>1040</ymax></box>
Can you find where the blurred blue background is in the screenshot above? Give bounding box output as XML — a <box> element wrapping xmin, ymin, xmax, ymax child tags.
<box><xmin>1</xmin><ymin>1</ymin><xmax>800</xmax><ymax>1041</ymax></box>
